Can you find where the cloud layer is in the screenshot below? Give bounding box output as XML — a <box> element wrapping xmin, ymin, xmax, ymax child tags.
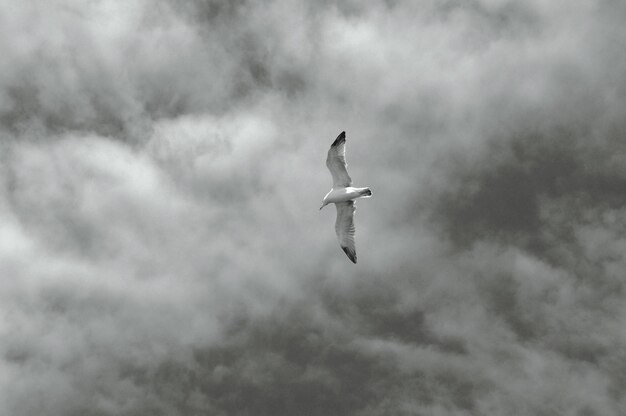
<box><xmin>2</xmin><ymin>0</ymin><xmax>626</xmax><ymax>414</ymax></box>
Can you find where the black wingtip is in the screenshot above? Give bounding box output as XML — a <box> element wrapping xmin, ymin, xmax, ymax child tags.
<box><xmin>331</xmin><ymin>131</ymin><xmax>346</xmax><ymax>147</ymax></box>
<box><xmin>342</xmin><ymin>246</ymin><xmax>357</xmax><ymax>264</ymax></box>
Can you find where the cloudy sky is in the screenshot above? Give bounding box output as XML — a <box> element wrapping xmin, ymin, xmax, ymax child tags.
<box><xmin>2</xmin><ymin>0</ymin><xmax>626</xmax><ymax>414</ymax></box>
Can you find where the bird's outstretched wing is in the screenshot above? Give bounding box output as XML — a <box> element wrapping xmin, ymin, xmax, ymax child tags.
<box><xmin>335</xmin><ymin>200</ymin><xmax>356</xmax><ymax>263</ymax></box>
<box><xmin>326</xmin><ymin>131</ymin><xmax>352</xmax><ymax>187</ymax></box>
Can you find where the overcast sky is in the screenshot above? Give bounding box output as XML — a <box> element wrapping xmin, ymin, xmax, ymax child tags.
<box><xmin>2</xmin><ymin>0</ymin><xmax>626</xmax><ymax>415</ymax></box>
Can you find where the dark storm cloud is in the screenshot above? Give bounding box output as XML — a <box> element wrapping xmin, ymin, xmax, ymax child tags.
<box><xmin>2</xmin><ymin>0</ymin><xmax>626</xmax><ymax>415</ymax></box>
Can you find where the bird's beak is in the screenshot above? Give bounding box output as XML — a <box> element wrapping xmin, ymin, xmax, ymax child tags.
<box><xmin>319</xmin><ymin>205</ymin><xmax>324</xmax><ymax>210</ymax></box>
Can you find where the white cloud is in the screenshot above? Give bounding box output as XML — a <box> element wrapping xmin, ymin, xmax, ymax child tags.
<box><xmin>2</xmin><ymin>0</ymin><xmax>626</xmax><ymax>414</ymax></box>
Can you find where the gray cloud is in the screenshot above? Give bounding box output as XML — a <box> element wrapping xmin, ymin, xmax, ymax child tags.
<box><xmin>2</xmin><ymin>0</ymin><xmax>626</xmax><ymax>415</ymax></box>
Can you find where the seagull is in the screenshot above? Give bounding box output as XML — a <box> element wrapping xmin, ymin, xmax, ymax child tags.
<box><xmin>320</xmin><ymin>131</ymin><xmax>372</xmax><ymax>263</ymax></box>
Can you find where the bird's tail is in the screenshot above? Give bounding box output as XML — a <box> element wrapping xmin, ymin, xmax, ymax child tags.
<box><xmin>359</xmin><ymin>187</ymin><xmax>372</xmax><ymax>198</ymax></box>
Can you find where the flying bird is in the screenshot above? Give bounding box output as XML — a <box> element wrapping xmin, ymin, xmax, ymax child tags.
<box><xmin>320</xmin><ymin>131</ymin><xmax>372</xmax><ymax>263</ymax></box>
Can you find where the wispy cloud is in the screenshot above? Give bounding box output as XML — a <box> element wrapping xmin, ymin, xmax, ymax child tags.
<box><xmin>1</xmin><ymin>0</ymin><xmax>626</xmax><ymax>414</ymax></box>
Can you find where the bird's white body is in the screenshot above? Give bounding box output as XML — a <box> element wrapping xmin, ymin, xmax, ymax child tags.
<box><xmin>320</xmin><ymin>131</ymin><xmax>371</xmax><ymax>263</ymax></box>
<box><xmin>323</xmin><ymin>187</ymin><xmax>371</xmax><ymax>204</ymax></box>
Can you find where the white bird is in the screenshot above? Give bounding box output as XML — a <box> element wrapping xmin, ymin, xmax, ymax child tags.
<box><xmin>320</xmin><ymin>131</ymin><xmax>372</xmax><ymax>263</ymax></box>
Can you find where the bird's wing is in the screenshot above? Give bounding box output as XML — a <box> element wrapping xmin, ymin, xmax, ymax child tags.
<box><xmin>335</xmin><ymin>201</ymin><xmax>357</xmax><ymax>263</ymax></box>
<box><xmin>326</xmin><ymin>131</ymin><xmax>352</xmax><ymax>187</ymax></box>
